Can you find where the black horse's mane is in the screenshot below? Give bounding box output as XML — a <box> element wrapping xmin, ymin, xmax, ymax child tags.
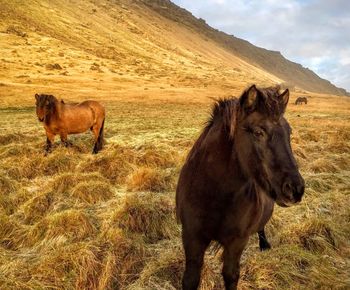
<box><xmin>206</xmin><ymin>97</ymin><xmax>238</xmax><ymax>132</ymax></box>
<box><xmin>206</xmin><ymin>86</ymin><xmax>285</xmax><ymax>136</ymax></box>
<box><xmin>187</xmin><ymin>86</ymin><xmax>285</xmax><ymax>151</ymax></box>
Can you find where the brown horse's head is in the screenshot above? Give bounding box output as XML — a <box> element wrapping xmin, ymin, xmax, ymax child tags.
<box><xmin>35</xmin><ymin>94</ymin><xmax>57</xmax><ymax>122</ymax></box>
<box><xmin>234</xmin><ymin>85</ymin><xmax>304</xmax><ymax>207</ymax></box>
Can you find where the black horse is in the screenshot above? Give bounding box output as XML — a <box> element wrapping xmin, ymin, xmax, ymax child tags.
<box><xmin>176</xmin><ymin>85</ymin><xmax>305</xmax><ymax>290</ymax></box>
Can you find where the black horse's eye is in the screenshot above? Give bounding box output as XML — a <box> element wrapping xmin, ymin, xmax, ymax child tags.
<box><xmin>253</xmin><ymin>130</ymin><xmax>264</xmax><ymax>138</ymax></box>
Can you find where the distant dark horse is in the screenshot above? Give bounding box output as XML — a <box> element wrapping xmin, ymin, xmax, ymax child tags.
<box><xmin>35</xmin><ymin>94</ymin><xmax>105</xmax><ymax>154</ymax></box>
<box><xmin>295</xmin><ymin>96</ymin><xmax>308</xmax><ymax>105</ymax></box>
<box><xmin>176</xmin><ymin>85</ymin><xmax>305</xmax><ymax>290</ymax></box>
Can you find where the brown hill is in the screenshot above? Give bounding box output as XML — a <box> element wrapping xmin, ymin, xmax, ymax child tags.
<box><xmin>0</xmin><ymin>0</ymin><xmax>347</xmax><ymax>108</ymax></box>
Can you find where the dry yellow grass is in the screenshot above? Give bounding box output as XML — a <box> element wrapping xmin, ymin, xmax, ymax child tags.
<box><xmin>0</xmin><ymin>91</ymin><xmax>349</xmax><ymax>290</ymax></box>
<box><xmin>0</xmin><ymin>1</ymin><xmax>349</xmax><ymax>289</ymax></box>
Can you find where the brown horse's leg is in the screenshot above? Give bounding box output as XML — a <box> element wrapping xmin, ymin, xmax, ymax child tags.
<box><xmin>45</xmin><ymin>132</ymin><xmax>55</xmax><ymax>154</ymax></box>
<box><xmin>222</xmin><ymin>237</ymin><xmax>248</xmax><ymax>290</ymax></box>
<box><xmin>182</xmin><ymin>231</ymin><xmax>210</xmax><ymax>290</ymax></box>
<box><xmin>92</xmin><ymin>118</ymin><xmax>104</xmax><ymax>154</ymax></box>
<box><xmin>92</xmin><ymin>125</ymin><xmax>99</xmax><ymax>154</ymax></box>
<box><xmin>258</xmin><ymin>229</ymin><xmax>271</xmax><ymax>251</ymax></box>
<box><xmin>60</xmin><ymin>132</ymin><xmax>71</xmax><ymax>147</ymax></box>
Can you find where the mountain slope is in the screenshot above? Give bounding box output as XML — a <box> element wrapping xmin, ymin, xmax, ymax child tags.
<box><xmin>0</xmin><ymin>0</ymin><xmax>346</xmax><ymax>108</ymax></box>
<box><xmin>144</xmin><ymin>0</ymin><xmax>347</xmax><ymax>95</ymax></box>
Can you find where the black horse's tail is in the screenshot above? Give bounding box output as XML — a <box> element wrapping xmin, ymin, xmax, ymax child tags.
<box><xmin>94</xmin><ymin>118</ymin><xmax>105</xmax><ymax>153</ymax></box>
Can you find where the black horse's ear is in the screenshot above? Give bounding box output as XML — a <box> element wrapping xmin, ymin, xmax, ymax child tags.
<box><xmin>279</xmin><ymin>89</ymin><xmax>289</xmax><ymax>109</ymax></box>
<box><xmin>240</xmin><ymin>85</ymin><xmax>258</xmax><ymax>112</ymax></box>
<box><xmin>35</xmin><ymin>94</ymin><xmax>40</xmax><ymax>101</ymax></box>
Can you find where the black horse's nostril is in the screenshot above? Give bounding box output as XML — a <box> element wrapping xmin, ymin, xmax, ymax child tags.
<box><xmin>293</xmin><ymin>184</ymin><xmax>305</xmax><ymax>202</ymax></box>
<box><xmin>283</xmin><ymin>177</ymin><xmax>305</xmax><ymax>203</ymax></box>
<box><xmin>282</xmin><ymin>181</ymin><xmax>293</xmax><ymax>196</ymax></box>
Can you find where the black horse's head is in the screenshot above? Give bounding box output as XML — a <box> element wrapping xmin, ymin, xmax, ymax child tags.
<box><xmin>234</xmin><ymin>85</ymin><xmax>305</xmax><ymax>207</ymax></box>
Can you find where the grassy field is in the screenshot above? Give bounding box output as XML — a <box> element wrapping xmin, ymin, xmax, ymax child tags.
<box><xmin>0</xmin><ymin>92</ymin><xmax>349</xmax><ymax>290</ymax></box>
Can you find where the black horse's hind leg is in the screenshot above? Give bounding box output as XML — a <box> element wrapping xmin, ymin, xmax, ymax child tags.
<box><xmin>222</xmin><ymin>237</ymin><xmax>249</xmax><ymax>290</ymax></box>
<box><xmin>182</xmin><ymin>232</ymin><xmax>209</xmax><ymax>290</ymax></box>
<box><xmin>258</xmin><ymin>230</ymin><xmax>271</xmax><ymax>251</ymax></box>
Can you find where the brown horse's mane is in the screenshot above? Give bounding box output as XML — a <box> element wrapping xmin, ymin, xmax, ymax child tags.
<box><xmin>37</xmin><ymin>94</ymin><xmax>59</xmax><ymax>118</ymax></box>
<box><xmin>38</xmin><ymin>94</ymin><xmax>58</xmax><ymax>103</ymax></box>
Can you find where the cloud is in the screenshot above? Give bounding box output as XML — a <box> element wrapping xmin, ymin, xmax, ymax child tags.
<box><xmin>172</xmin><ymin>0</ymin><xmax>350</xmax><ymax>91</ymax></box>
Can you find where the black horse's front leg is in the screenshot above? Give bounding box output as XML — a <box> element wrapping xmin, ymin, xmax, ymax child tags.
<box><xmin>258</xmin><ymin>229</ymin><xmax>271</xmax><ymax>251</ymax></box>
<box><xmin>222</xmin><ymin>237</ymin><xmax>249</xmax><ymax>290</ymax></box>
<box><xmin>182</xmin><ymin>231</ymin><xmax>209</xmax><ymax>290</ymax></box>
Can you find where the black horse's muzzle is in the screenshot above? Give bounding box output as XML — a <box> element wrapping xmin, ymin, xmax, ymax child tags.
<box><xmin>281</xmin><ymin>175</ymin><xmax>305</xmax><ymax>205</ymax></box>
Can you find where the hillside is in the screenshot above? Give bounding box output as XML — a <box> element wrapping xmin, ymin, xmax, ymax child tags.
<box><xmin>0</xmin><ymin>0</ymin><xmax>274</xmax><ymax>106</ymax></box>
<box><xmin>144</xmin><ymin>0</ymin><xmax>347</xmax><ymax>95</ymax></box>
<box><xmin>0</xmin><ymin>0</ymin><xmax>346</xmax><ymax>109</ymax></box>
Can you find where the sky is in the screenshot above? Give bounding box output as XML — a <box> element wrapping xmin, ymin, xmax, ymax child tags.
<box><xmin>172</xmin><ymin>0</ymin><xmax>350</xmax><ymax>92</ymax></box>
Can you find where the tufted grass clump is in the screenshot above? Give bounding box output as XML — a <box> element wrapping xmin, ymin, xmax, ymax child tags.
<box><xmin>113</xmin><ymin>192</ymin><xmax>179</xmax><ymax>243</ymax></box>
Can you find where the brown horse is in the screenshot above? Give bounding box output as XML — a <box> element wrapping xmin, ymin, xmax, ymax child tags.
<box><xmin>295</xmin><ymin>96</ymin><xmax>308</xmax><ymax>105</ymax></box>
<box><xmin>35</xmin><ymin>94</ymin><xmax>105</xmax><ymax>154</ymax></box>
<box><xmin>176</xmin><ymin>85</ymin><xmax>305</xmax><ymax>290</ymax></box>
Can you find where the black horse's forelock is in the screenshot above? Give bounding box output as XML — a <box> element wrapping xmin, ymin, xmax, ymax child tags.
<box><xmin>256</xmin><ymin>86</ymin><xmax>286</xmax><ymax>120</ymax></box>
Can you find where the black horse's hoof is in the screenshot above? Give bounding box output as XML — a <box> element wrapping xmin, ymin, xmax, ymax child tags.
<box><xmin>259</xmin><ymin>241</ymin><xmax>271</xmax><ymax>251</ymax></box>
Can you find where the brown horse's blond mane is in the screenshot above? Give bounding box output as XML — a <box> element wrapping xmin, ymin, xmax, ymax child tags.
<box><xmin>39</xmin><ymin>94</ymin><xmax>59</xmax><ymax>117</ymax></box>
<box><xmin>38</xmin><ymin>94</ymin><xmax>58</xmax><ymax>102</ymax></box>
<box><xmin>36</xmin><ymin>94</ymin><xmax>66</xmax><ymax>121</ymax></box>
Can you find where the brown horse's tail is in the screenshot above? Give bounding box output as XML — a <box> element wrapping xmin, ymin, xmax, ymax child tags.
<box><xmin>95</xmin><ymin>118</ymin><xmax>105</xmax><ymax>152</ymax></box>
